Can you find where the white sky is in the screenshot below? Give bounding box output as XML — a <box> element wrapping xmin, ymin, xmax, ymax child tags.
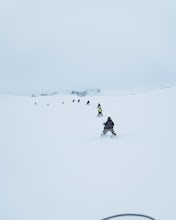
<box><xmin>0</xmin><ymin>0</ymin><xmax>176</xmax><ymax>94</ymax></box>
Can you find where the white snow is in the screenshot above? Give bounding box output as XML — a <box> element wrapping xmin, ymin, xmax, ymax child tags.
<box><xmin>0</xmin><ymin>87</ymin><xmax>175</xmax><ymax>220</ymax></box>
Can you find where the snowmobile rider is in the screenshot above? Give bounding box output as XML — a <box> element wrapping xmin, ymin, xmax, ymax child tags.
<box><xmin>102</xmin><ymin>117</ymin><xmax>116</xmax><ymax>136</ymax></box>
<box><xmin>97</xmin><ymin>107</ymin><xmax>103</xmax><ymax>117</ymax></box>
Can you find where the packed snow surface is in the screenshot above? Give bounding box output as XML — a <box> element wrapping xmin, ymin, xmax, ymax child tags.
<box><xmin>0</xmin><ymin>87</ymin><xmax>175</xmax><ymax>220</ymax></box>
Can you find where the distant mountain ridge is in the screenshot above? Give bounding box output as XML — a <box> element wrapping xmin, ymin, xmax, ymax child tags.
<box><xmin>32</xmin><ymin>88</ymin><xmax>101</xmax><ymax>97</ymax></box>
<box><xmin>68</xmin><ymin>88</ymin><xmax>101</xmax><ymax>96</ymax></box>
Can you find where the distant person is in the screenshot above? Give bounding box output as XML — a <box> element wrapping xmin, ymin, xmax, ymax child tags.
<box><xmin>97</xmin><ymin>107</ymin><xmax>103</xmax><ymax>117</ymax></box>
<box><xmin>72</xmin><ymin>99</ymin><xmax>75</xmax><ymax>103</ymax></box>
<box><xmin>102</xmin><ymin>117</ymin><xmax>116</xmax><ymax>136</ymax></box>
<box><xmin>97</xmin><ymin>103</ymin><xmax>101</xmax><ymax>108</ymax></box>
<box><xmin>78</xmin><ymin>99</ymin><xmax>80</xmax><ymax>103</ymax></box>
<box><xmin>87</xmin><ymin>100</ymin><xmax>90</xmax><ymax>105</ymax></box>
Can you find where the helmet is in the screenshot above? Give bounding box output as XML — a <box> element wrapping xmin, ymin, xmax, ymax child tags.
<box><xmin>108</xmin><ymin>117</ymin><xmax>111</xmax><ymax>120</ymax></box>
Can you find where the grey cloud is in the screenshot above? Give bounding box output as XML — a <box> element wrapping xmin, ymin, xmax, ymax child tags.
<box><xmin>0</xmin><ymin>0</ymin><xmax>176</xmax><ymax>94</ymax></box>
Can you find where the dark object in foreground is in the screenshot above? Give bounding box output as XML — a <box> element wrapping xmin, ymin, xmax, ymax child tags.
<box><xmin>101</xmin><ymin>213</ymin><xmax>156</xmax><ymax>220</ymax></box>
<box><xmin>102</xmin><ymin>117</ymin><xmax>116</xmax><ymax>136</ymax></box>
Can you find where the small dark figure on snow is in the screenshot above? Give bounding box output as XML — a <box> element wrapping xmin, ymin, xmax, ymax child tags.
<box><xmin>78</xmin><ymin>99</ymin><xmax>80</xmax><ymax>103</ymax></box>
<box><xmin>97</xmin><ymin>107</ymin><xmax>103</xmax><ymax>117</ymax></box>
<box><xmin>72</xmin><ymin>99</ymin><xmax>75</xmax><ymax>103</ymax></box>
<box><xmin>97</xmin><ymin>103</ymin><xmax>101</xmax><ymax>108</ymax></box>
<box><xmin>47</xmin><ymin>104</ymin><xmax>49</xmax><ymax>106</ymax></box>
<box><xmin>34</xmin><ymin>102</ymin><xmax>37</xmax><ymax>105</ymax></box>
<box><xmin>102</xmin><ymin>117</ymin><xmax>116</xmax><ymax>136</ymax></box>
<box><xmin>87</xmin><ymin>100</ymin><xmax>90</xmax><ymax>105</ymax></box>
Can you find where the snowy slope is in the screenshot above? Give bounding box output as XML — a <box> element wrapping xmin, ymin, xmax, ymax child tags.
<box><xmin>0</xmin><ymin>87</ymin><xmax>175</xmax><ymax>220</ymax></box>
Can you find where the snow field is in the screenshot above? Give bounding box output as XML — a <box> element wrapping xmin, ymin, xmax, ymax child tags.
<box><xmin>0</xmin><ymin>87</ymin><xmax>175</xmax><ymax>220</ymax></box>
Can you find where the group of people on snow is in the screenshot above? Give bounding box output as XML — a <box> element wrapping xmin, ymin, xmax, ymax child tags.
<box><xmin>97</xmin><ymin>103</ymin><xmax>116</xmax><ymax>137</ymax></box>
<box><xmin>34</xmin><ymin>97</ymin><xmax>117</xmax><ymax>137</ymax></box>
<box><xmin>72</xmin><ymin>99</ymin><xmax>116</xmax><ymax>136</ymax></box>
<box><xmin>72</xmin><ymin>99</ymin><xmax>116</xmax><ymax>137</ymax></box>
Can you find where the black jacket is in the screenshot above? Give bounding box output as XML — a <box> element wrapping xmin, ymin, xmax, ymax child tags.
<box><xmin>104</xmin><ymin>119</ymin><xmax>114</xmax><ymax>129</ymax></box>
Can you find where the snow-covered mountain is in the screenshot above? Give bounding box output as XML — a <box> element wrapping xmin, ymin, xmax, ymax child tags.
<box><xmin>68</xmin><ymin>88</ymin><xmax>101</xmax><ymax>96</ymax></box>
<box><xmin>31</xmin><ymin>88</ymin><xmax>101</xmax><ymax>98</ymax></box>
<box><xmin>0</xmin><ymin>86</ymin><xmax>175</xmax><ymax>220</ymax></box>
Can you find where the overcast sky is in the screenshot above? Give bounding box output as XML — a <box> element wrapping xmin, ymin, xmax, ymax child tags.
<box><xmin>0</xmin><ymin>0</ymin><xmax>176</xmax><ymax>94</ymax></box>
